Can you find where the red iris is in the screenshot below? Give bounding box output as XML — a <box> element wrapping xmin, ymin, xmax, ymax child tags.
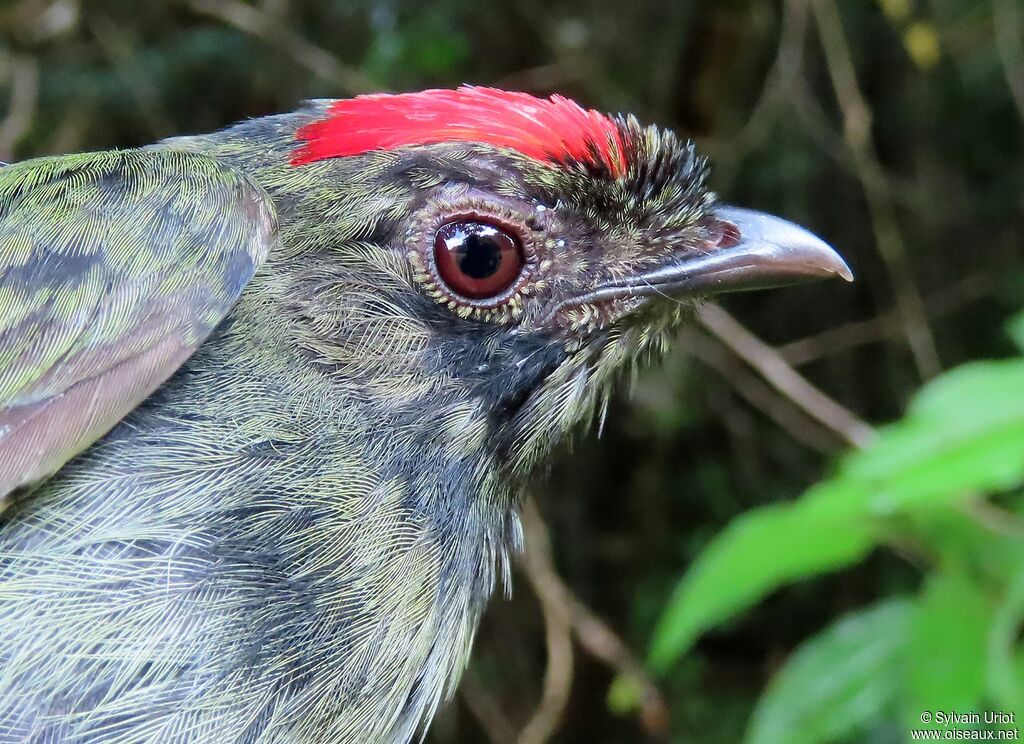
<box><xmin>433</xmin><ymin>221</ymin><xmax>525</xmax><ymax>300</ymax></box>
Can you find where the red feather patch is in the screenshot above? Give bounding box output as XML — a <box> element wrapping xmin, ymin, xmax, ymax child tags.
<box><xmin>291</xmin><ymin>86</ymin><xmax>628</xmax><ymax>178</ymax></box>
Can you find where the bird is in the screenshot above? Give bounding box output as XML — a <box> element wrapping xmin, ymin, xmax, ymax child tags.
<box><xmin>0</xmin><ymin>86</ymin><xmax>852</xmax><ymax>743</ymax></box>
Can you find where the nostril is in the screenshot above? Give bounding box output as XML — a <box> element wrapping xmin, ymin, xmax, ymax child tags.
<box><xmin>703</xmin><ymin>220</ymin><xmax>742</xmax><ymax>250</ymax></box>
<box><xmin>717</xmin><ymin>221</ymin><xmax>742</xmax><ymax>248</ymax></box>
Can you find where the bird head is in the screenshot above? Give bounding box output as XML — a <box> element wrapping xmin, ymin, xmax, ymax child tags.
<box><xmin>203</xmin><ymin>86</ymin><xmax>851</xmax><ymax>484</ymax></box>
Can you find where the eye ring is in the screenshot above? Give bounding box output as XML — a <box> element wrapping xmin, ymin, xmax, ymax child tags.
<box><xmin>432</xmin><ymin>219</ymin><xmax>525</xmax><ymax>300</ymax></box>
<box><xmin>424</xmin><ymin>212</ymin><xmax>534</xmax><ymax>308</ymax></box>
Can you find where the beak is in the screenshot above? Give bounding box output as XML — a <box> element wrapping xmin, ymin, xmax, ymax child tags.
<box><xmin>634</xmin><ymin>206</ymin><xmax>853</xmax><ymax>299</ymax></box>
<box><xmin>564</xmin><ymin>207</ymin><xmax>852</xmax><ymax>310</ymax></box>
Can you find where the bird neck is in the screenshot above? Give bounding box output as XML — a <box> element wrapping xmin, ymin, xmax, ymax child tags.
<box><xmin>162</xmin><ymin>105</ymin><xmax>527</xmax><ymax>595</ymax></box>
<box><xmin>15</xmin><ymin>287</ymin><xmax>521</xmax><ymax>739</ymax></box>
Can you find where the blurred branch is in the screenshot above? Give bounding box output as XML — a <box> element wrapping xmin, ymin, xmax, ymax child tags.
<box><xmin>510</xmin><ymin>0</ymin><xmax>640</xmax><ymax>110</ymax></box>
<box><xmin>0</xmin><ymin>0</ymin><xmax>78</xmax><ymax>45</ymax></box>
<box><xmin>518</xmin><ymin>500</ymin><xmax>670</xmax><ymax>743</ymax></box>
<box><xmin>185</xmin><ymin>0</ymin><xmax>380</xmax><ymax>94</ymax></box>
<box><xmin>959</xmin><ymin>498</ymin><xmax>1024</xmax><ymax>540</ymax></box>
<box><xmin>780</xmin><ymin>273</ymin><xmax>996</xmax><ymax>365</ymax></box>
<box><xmin>697</xmin><ymin>303</ymin><xmax>875</xmax><ymax>449</ymax></box>
<box><xmin>259</xmin><ymin>0</ymin><xmax>288</xmax><ymax>16</ymax></box>
<box><xmin>710</xmin><ymin>0</ymin><xmax>810</xmax><ymax>190</ymax></box>
<box><xmin>460</xmin><ymin>667</ymin><xmax>518</xmax><ymax>744</ymax></box>
<box><xmin>90</xmin><ymin>19</ymin><xmax>173</xmax><ymax>139</ymax></box>
<box><xmin>743</xmin><ymin>0</ymin><xmax>810</xmax><ymax>135</ymax></box>
<box><xmin>994</xmin><ymin>0</ymin><xmax>1024</xmax><ymax>126</ymax></box>
<box><xmin>0</xmin><ymin>53</ymin><xmax>38</xmax><ymax>161</ymax></box>
<box><xmin>785</xmin><ymin>75</ymin><xmax>925</xmax><ymax>203</ymax></box>
<box><xmin>44</xmin><ymin>109</ymin><xmax>88</xmax><ymax>157</ymax></box>
<box><xmin>559</xmin><ymin>590</ymin><xmax>671</xmax><ymax>738</ymax></box>
<box><xmin>517</xmin><ymin>500</ymin><xmax>574</xmax><ymax>744</ymax></box>
<box><xmin>495</xmin><ymin>64</ymin><xmax>581</xmax><ymax>93</ymax></box>
<box><xmin>809</xmin><ymin>0</ymin><xmax>942</xmax><ymax>380</ymax></box>
<box><xmin>682</xmin><ymin>329</ymin><xmax>844</xmax><ymax>453</ymax></box>
<box><xmin>707</xmin><ymin>0</ymin><xmax>922</xmax><ymax>204</ymax></box>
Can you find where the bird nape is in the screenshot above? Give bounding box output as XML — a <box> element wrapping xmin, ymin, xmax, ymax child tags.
<box><xmin>0</xmin><ymin>86</ymin><xmax>851</xmax><ymax>743</ymax></box>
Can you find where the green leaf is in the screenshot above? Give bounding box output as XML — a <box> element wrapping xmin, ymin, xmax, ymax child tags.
<box><xmin>840</xmin><ymin>360</ymin><xmax>1024</xmax><ymax>514</ymax></box>
<box><xmin>905</xmin><ymin>574</ymin><xmax>991</xmax><ymax>725</ymax></box>
<box><xmin>648</xmin><ymin>497</ymin><xmax>875</xmax><ymax>671</ymax></box>
<box><xmin>988</xmin><ymin>562</ymin><xmax>1024</xmax><ymax>720</ymax></box>
<box><xmin>650</xmin><ymin>360</ymin><xmax>1024</xmax><ymax>672</ymax></box>
<box><xmin>745</xmin><ymin>599</ymin><xmax>913</xmax><ymax>744</ymax></box>
<box><xmin>606</xmin><ymin>673</ymin><xmax>644</xmax><ymax>716</ymax></box>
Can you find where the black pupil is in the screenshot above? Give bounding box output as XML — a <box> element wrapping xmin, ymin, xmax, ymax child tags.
<box><xmin>453</xmin><ymin>226</ymin><xmax>503</xmax><ymax>278</ymax></box>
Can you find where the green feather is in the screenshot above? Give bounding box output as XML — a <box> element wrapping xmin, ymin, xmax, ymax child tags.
<box><xmin>0</xmin><ymin>149</ymin><xmax>276</xmax><ymax>500</ymax></box>
<box><xmin>0</xmin><ymin>102</ymin><xmax>710</xmax><ymax>743</ymax></box>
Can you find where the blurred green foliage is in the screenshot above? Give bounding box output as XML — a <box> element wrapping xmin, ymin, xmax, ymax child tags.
<box><xmin>651</xmin><ymin>342</ymin><xmax>1024</xmax><ymax>741</ymax></box>
<box><xmin>2</xmin><ymin>0</ymin><xmax>1023</xmax><ymax>742</ymax></box>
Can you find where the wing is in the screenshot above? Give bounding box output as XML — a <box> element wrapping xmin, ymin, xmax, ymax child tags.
<box><xmin>0</xmin><ymin>148</ymin><xmax>277</xmax><ymax>503</ymax></box>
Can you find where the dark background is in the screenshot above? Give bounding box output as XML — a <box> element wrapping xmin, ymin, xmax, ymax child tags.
<box><xmin>3</xmin><ymin>0</ymin><xmax>1022</xmax><ymax>741</ymax></box>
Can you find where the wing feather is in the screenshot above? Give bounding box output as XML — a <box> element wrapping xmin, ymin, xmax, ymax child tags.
<box><xmin>0</xmin><ymin>148</ymin><xmax>277</xmax><ymax>500</ymax></box>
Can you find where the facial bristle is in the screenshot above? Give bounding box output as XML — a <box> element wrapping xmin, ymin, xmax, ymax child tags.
<box><xmin>291</xmin><ymin>86</ymin><xmax>628</xmax><ymax>178</ymax></box>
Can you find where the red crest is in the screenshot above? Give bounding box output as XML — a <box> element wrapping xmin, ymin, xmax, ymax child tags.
<box><xmin>291</xmin><ymin>86</ymin><xmax>627</xmax><ymax>178</ymax></box>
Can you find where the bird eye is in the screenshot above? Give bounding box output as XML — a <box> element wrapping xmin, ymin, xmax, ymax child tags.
<box><xmin>433</xmin><ymin>220</ymin><xmax>526</xmax><ymax>300</ymax></box>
